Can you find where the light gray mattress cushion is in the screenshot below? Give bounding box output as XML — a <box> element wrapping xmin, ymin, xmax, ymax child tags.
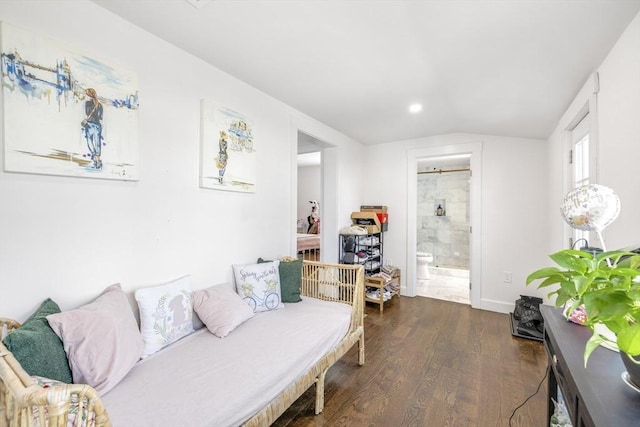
<box><xmin>101</xmin><ymin>296</ymin><xmax>351</xmax><ymax>427</ymax></box>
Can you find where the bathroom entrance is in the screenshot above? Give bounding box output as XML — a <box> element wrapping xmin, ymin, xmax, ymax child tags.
<box><xmin>415</xmin><ymin>155</ymin><xmax>471</xmax><ymax>304</ymax></box>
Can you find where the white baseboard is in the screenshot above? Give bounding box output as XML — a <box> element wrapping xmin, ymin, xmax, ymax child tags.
<box><xmin>477</xmin><ymin>298</ymin><xmax>513</xmax><ymax>314</ymax></box>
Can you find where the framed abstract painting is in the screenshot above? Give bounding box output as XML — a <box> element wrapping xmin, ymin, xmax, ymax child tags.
<box><xmin>199</xmin><ymin>99</ymin><xmax>256</xmax><ymax>193</ymax></box>
<box><xmin>1</xmin><ymin>22</ymin><xmax>139</xmax><ymax>181</ymax></box>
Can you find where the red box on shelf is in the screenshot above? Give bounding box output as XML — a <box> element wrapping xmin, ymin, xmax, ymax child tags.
<box><xmin>360</xmin><ymin>206</ymin><xmax>388</xmax><ymax>231</ymax></box>
<box><xmin>376</xmin><ymin>213</ymin><xmax>388</xmax><ymax>231</ymax></box>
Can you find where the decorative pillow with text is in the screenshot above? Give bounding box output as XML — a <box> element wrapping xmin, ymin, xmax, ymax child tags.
<box><xmin>258</xmin><ymin>257</ymin><xmax>302</xmax><ymax>303</ymax></box>
<box><xmin>232</xmin><ymin>261</ymin><xmax>284</xmax><ymax>312</ymax></box>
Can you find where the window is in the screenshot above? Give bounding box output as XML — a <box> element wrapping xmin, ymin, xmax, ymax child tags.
<box><xmin>570</xmin><ymin>113</ymin><xmax>590</xmax><ymax>248</ymax></box>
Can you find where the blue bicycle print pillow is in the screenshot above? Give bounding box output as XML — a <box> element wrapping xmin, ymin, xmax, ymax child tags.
<box><xmin>232</xmin><ymin>261</ymin><xmax>284</xmax><ymax>312</ymax></box>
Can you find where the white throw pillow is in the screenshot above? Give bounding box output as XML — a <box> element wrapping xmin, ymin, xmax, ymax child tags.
<box><xmin>135</xmin><ymin>275</ymin><xmax>194</xmax><ymax>358</ymax></box>
<box><xmin>192</xmin><ymin>283</ymin><xmax>254</xmax><ymax>338</ymax></box>
<box><xmin>232</xmin><ymin>261</ymin><xmax>284</xmax><ymax>312</ymax></box>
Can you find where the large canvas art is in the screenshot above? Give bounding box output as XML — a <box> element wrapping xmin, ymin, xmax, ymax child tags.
<box><xmin>200</xmin><ymin>100</ymin><xmax>256</xmax><ymax>192</ymax></box>
<box><xmin>1</xmin><ymin>22</ymin><xmax>139</xmax><ymax>180</ymax></box>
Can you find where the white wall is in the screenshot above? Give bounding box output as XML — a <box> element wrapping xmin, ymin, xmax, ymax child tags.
<box><xmin>0</xmin><ymin>1</ymin><xmax>365</xmax><ymax>321</ymax></box>
<box><xmin>596</xmin><ymin>12</ymin><xmax>640</xmax><ymax>249</ymax></box>
<box><xmin>546</xmin><ymin>12</ymin><xmax>640</xmax><ymax>252</ymax></box>
<box><xmin>364</xmin><ymin>133</ymin><xmax>549</xmax><ymax>312</ymax></box>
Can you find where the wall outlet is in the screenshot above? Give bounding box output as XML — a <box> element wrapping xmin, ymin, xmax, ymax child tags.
<box><xmin>503</xmin><ymin>271</ymin><xmax>512</xmax><ymax>283</ymax></box>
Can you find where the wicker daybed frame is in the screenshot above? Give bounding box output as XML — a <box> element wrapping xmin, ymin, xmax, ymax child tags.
<box><xmin>0</xmin><ymin>260</ymin><xmax>365</xmax><ymax>427</ymax></box>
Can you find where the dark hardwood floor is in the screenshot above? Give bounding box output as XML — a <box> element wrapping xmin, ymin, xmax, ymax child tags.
<box><xmin>273</xmin><ymin>296</ymin><xmax>548</xmax><ymax>427</ymax></box>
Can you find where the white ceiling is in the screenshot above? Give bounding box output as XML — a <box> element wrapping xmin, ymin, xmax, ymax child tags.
<box><xmin>92</xmin><ymin>0</ymin><xmax>640</xmax><ymax>145</ymax></box>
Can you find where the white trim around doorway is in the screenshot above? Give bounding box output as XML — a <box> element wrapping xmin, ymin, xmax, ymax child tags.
<box><xmin>406</xmin><ymin>142</ymin><xmax>483</xmax><ymax>309</ymax></box>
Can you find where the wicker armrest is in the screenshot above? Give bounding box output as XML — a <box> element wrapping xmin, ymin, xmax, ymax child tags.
<box><xmin>301</xmin><ymin>260</ymin><xmax>364</xmax><ymax>302</ymax></box>
<box><xmin>0</xmin><ymin>318</ymin><xmax>21</xmax><ymax>340</ymax></box>
<box><xmin>0</xmin><ymin>334</ymin><xmax>111</xmax><ymax>426</ymax></box>
<box><xmin>301</xmin><ymin>260</ymin><xmax>364</xmax><ymax>337</ymax></box>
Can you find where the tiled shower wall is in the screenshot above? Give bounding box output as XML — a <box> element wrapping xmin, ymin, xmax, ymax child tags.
<box><xmin>417</xmin><ymin>166</ymin><xmax>470</xmax><ymax>269</ymax></box>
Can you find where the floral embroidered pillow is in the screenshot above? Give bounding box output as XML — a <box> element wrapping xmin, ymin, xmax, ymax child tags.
<box><xmin>135</xmin><ymin>275</ymin><xmax>194</xmax><ymax>358</ymax></box>
<box><xmin>232</xmin><ymin>261</ymin><xmax>284</xmax><ymax>313</ymax></box>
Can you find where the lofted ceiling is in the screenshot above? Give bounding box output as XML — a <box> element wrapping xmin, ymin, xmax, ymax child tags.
<box><xmin>92</xmin><ymin>0</ymin><xmax>640</xmax><ymax>145</ymax></box>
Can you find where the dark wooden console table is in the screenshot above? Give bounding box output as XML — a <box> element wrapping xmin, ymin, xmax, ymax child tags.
<box><xmin>541</xmin><ymin>305</ymin><xmax>640</xmax><ymax>426</ymax></box>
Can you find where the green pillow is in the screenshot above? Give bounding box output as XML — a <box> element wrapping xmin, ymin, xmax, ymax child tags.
<box><xmin>3</xmin><ymin>298</ymin><xmax>73</xmax><ymax>383</ymax></box>
<box><xmin>257</xmin><ymin>258</ymin><xmax>303</xmax><ymax>303</ymax></box>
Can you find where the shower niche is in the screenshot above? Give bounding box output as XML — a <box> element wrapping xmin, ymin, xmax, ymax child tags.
<box><xmin>434</xmin><ymin>199</ymin><xmax>446</xmax><ymax>216</ymax></box>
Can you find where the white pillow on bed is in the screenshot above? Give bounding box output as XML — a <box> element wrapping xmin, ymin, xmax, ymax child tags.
<box><xmin>135</xmin><ymin>275</ymin><xmax>194</xmax><ymax>358</ymax></box>
<box><xmin>192</xmin><ymin>283</ymin><xmax>254</xmax><ymax>338</ymax></box>
<box><xmin>232</xmin><ymin>261</ymin><xmax>284</xmax><ymax>313</ymax></box>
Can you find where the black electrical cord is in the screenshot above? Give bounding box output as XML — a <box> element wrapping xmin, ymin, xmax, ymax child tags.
<box><xmin>571</xmin><ymin>237</ymin><xmax>589</xmax><ymax>249</ymax></box>
<box><xmin>508</xmin><ymin>363</ymin><xmax>550</xmax><ymax>426</ymax></box>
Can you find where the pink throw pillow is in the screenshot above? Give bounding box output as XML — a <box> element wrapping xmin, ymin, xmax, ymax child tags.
<box><xmin>46</xmin><ymin>284</ymin><xmax>143</xmax><ymax>395</ymax></box>
<box><xmin>192</xmin><ymin>283</ymin><xmax>254</xmax><ymax>338</ymax></box>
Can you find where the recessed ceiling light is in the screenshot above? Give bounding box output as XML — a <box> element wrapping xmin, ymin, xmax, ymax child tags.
<box><xmin>409</xmin><ymin>103</ymin><xmax>423</xmax><ymax>114</ymax></box>
<box><xmin>186</xmin><ymin>0</ymin><xmax>212</xmax><ymax>9</ymax></box>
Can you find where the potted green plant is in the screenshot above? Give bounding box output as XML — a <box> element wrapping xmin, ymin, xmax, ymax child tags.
<box><xmin>527</xmin><ymin>249</ymin><xmax>640</xmax><ymax>386</ymax></box>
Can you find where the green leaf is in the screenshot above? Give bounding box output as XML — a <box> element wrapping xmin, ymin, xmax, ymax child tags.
<box><xmin>559</xmin><ymin>280</ymin><xmax>579</xmax><ymax>298</ymax></box>
<box><xmin>597</xmin><ymin>250</ymin><xmax>635</xmax><ymax>265</ymax></box>
<box><xmin>598</xmin><ymin>303</ymin><xmax>632</xmax><ymax>322</ymax></box>
<box><xmin>550</xmin><ymin>251</ymin><xmax>587</xmax><ymax>274</ymax></box>
<box><xmin>612</xmin><ymin>268</ymin><xmax>640</xmax><ymax>278</ymax></box>
<box><xmin>628</xmin><ymin>287</ymin><xmax>640</xmax><ymax>301</ymax></box>
<box><xmin>554</xmin><ymin>292</ymin><xmax>571</xmax><ymax>308</ymax></box>
<box><xmin>560</xmin><ymin>249</ymin><xmax>593</xmax><ymax>258</ymax></box>
<box><xmin>617</xmin><ymin>324</ymin><xmax>640</xmax><ymax>356</ymax></box>
<box><xmin>584</xmin><ymin>334</ymin><xmax>606</xmax><ymax>367</ymax></box>
<box><xmin>583</xmin><ymin>291</ymin><xmax>631</xmax><ymax>322</ymax></box>
<box><xmin>537</xmin><ymin>276</ymin><xmax>564</xmax><ymax>288</ymax></box>
<box><xmin>628</xmin><ymin>255</ymin><xmax>640</xmax><ymax>270</ymax></box>
<box><xmin>526</xmin><ymin>267</ymin><xmax>561</xmax><ymax>284</ymax></box>
<box><xmin>575</xmin><ymin>275</ymin><xmax>594</xmax><ymax>296</ymax></box>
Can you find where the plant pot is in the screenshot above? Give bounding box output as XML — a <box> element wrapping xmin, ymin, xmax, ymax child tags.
<box><xmin>620</xmin><ymin>352</ymin><xmax>640</xmax><ymax>390</ymax></box>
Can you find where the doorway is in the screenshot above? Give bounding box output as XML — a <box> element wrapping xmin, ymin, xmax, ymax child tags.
<box><xmin>296</xmin><ymin>131</ymin><xmax>328</xmax><ymax>261</ymax></box>
<box><xmin>415</xmin><ymin>155</ymin><xmax>471</xmax><ymax>304</ymax></box>
<box><xmin>406</xmin><ymin>143</ymin><xmax>482</xmax><ymax>309</ymax></box>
